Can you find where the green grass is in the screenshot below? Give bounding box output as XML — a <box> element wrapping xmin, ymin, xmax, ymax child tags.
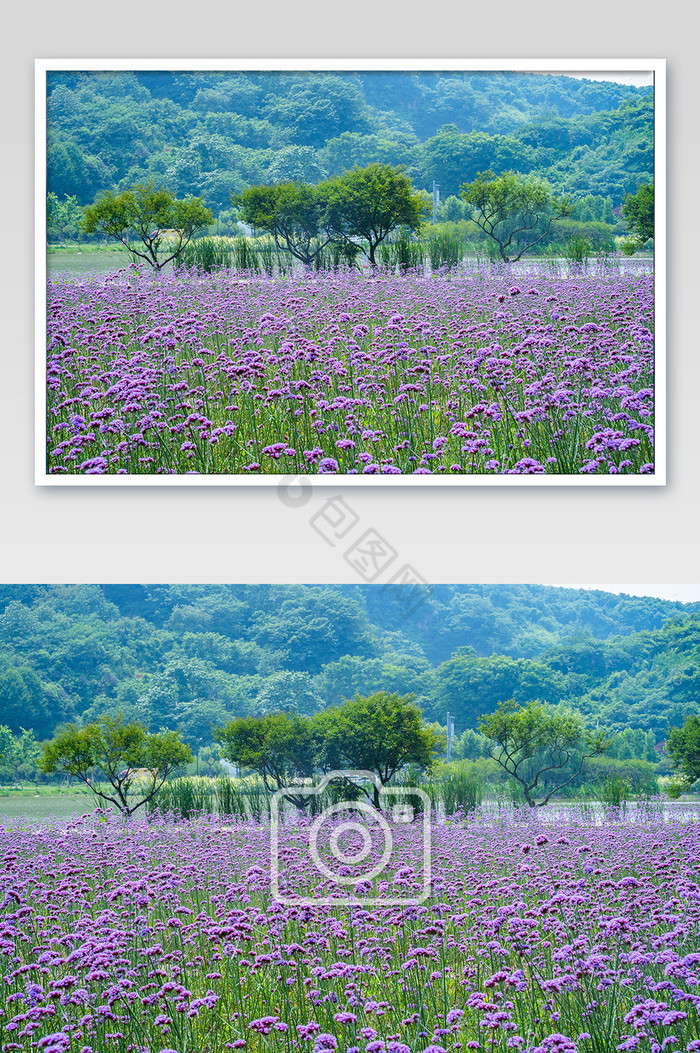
<box><xmin>46</xmin><ymin>245</ymin><xmax>133</xmax><ymax>274</ymax></box>
<box><xmin>0</xmin><ymin>792</ymin><xmax>95</xmax><ymax>819</ymax></box>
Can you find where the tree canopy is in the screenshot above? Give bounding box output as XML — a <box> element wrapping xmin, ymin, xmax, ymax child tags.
<box><xmin>1</xmin><ymin>585</ymin><xmax>698</xmax><ymax>748</ymax></box>
<box><xmin>622</xmin><ymin>179</ymin><xmax>654</xmax><ymax>250</ymax></box>
<box><xmin>46</xmin><ymin>70</ymin><xmax>653</xmax><ymax>212</ymax></box>
<box><xmin>216</xmin><ymin>711</ymin><xmax>317</xmax><ymax>809</ymax></box>
<box><xmin>460</xmin><ymin>170</ymin><xmax>572</xmax><ymax>262</ymax></box>
<box><xmin>666</xmin><ymin>714</ymin><xmax>700</xmax><ymax>791</ymax></box>
<box><xmin>46</xmin><ymin>192</ymin><xmax>83</xmax><ymax>245</ymax></box>
<box><xmin>323</xmin><ymin>164</ymin><xmax>428</xmax><ymax>265</ymax></box>
<box><xmin>235</xmin><ymin>181</ymin><xmax>333</xmax><ymax>266</ymax></box>
<box><xmin>39</xmin><ymin>713</ymin><xmax>192</xmax><ymax>816</ymax></box>
<box><xmin>81</xmin><ymin>182</ymin><xmax>213</xmax><ymax>270</ymax></box>
<box><xmin>316</xmin><ymin>692</ymin><xmax>444</xmax><ymax>808</ymax></box>
<box><xmin>217</xmin><ymin>692</ymin><xmax>443</xmax><ymax>810</ymax></box>
<box><xmin>479</xmin><ymin>699</ymin><xmax>609</xmax><ymax>806</ymax></box>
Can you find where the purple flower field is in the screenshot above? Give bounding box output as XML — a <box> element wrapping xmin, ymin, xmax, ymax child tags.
<box><xmin>1</xmin><ymin>808</ymin><xmax>698</xmax><ymax>1053</ymax></box>
<box><xmin>45</xmin><ymin>267</ymin><xmax>655</xmax><ymax>477</ymax></box>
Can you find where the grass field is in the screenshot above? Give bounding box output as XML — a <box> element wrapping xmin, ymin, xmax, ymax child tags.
<box><xmin>0</xmin><ymin>791</ymin><xmax>93</xmax><ymax>819</ymax></box>
<box><xmin>46</xmin><ymin>247</ymin><xmax>133</xmax><ymax>275</ymax></box>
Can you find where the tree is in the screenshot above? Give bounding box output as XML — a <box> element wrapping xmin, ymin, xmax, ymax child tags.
<box><xmin>0</xmin><ymin>666</ymin><xmax>52</xmax><ymax>737</ymax></box>
<box><xmin>479</xmin><ymin>699</ymin><xmax>608</xmax><ymax>807</ymax></box>
<box><xmin>0</xmin><ymin>726</ymin><xmax>40</xmax><ymax>788</ymax></box>
<box><xmin>323</xmin><ymin>163</ymin><xmax>428</xmax><ymax>266</ymax></box>
<box><xmin>666</xmin><ymin>714</ymin><xmax>700</xmax><ymax>790</ymax></box>
<box><xmin>621</xmin><ymin>179</ymin><xmax>654</xmax><ymax>251</ymax></box>
<box><xmin>236</xmin><ymin>182</ymin><xmax>333</xmax><ymax>266</ymax></box>
<box><xmin>39</xmin><ymin>713</ymin><xmax>192</xmax><ymax>816</ymax></box>
<box><xmin>217</xmin><ymin>207</ymin><xmax>240</xmax><ymax>236</ymax></box>
<box><xmin>81</xmin><ymin>181</ymin><xmax>213</xmax><ymax>271</ymax></box>
<box><xmin>216</xmin><ymin>711</ymin><xmax>317</xmax><ymax>809</ymax></box>
<box><xmin>317</xmin><ymin>692</ymin><xmax>444</xmax><ymax>809</ymax></box>
<box><xmin>175</xmin><ymin>698</ymin><xmax>235</xmax><ymax>746</ymax></box>
<box><xmin>255</xmin><ymin>671</ymin><xmax>322</xmax><ymax>717</ymax></box>
<box><xmin>47</xmin><ymin>192</ymin><xmax>84</xmax><ymax>246</ymax></box>
<box><xmin>460</xmin><ymin>169</ymin><xmax>572</xmax><ymax>262</ymax></box>
<box><xmin>422</xmin><ymin>129</ymin><xmax>535</xmax><ymax>199</ymax></box>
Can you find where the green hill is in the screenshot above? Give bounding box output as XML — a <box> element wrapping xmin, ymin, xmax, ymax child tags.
<box><xmin>0</xmin><ymin>585</ymin><xmax>695</xmax><ymax>748</ymax></box>
<box><xmin>45</xmin><ymin>69</ymin><xmax>654</xmax><ymax>215</ymax></box>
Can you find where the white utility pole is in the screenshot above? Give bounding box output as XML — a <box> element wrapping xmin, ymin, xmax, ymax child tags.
<box><xmin>446</xmin><ymin>711</ymin><xmax>455</xmax><ymax>763</ymax></box>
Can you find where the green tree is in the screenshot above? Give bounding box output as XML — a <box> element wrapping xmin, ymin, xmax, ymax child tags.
<box><xmin>479</xmin><ymin>699</ymin><xmax>608</xmax><ymax>807</ymax></box>
<box><xmin>317</xmin><ymin>692</ymin><xmax>444</xmax><ymax>809</ymax></box>
<box><xmin>236</xmin><ymin>182</ymin><xmax>333</xmax><ymax>266</ymax></box>
<box><xmin>47</xmin><ymin>192</ymin><xmax>84</xmax><ymax>246</ymax></box>
<box><xmin>451</xmin><ymin>728</ymin><xmax>488</xmax><ymax>762</ymax></box>
<box><xmin>422</xmin><ymin>129</ymin><xmax>535</xmax><ymax>199</ymax></box>
<box><xmin>666</xmin><ymin>714</ymin><xmax>700</xmax><ymax>790</ymax></box>
<box><xmin>217</xmin><ymin>207</ymin><xmax>240</xmax><ymax>236</ymax></box>
<box><xmin>175</xmin><ymin>698</ymin><xmax>235</xmax><ymax>747</ymax></box>
<box><xmin>0</xmin><ymin>667</ymin><xmax>52</xmax><ymax>737</ymax></box>
<box><xmin>255</xmin><ymin>671</ymin><xmax>322</xmax><ymax>717</ymax></box>
<box><xmin>461</xmin><ymin>169</ymin><xmax>572</xmax><ymax>262</ymax></box>
<box><xmin>81</xmin><ymin>181</ymin><xmax>213</xmax><ymax>271</ymax></box>
<box><xmin>621</xmin><ymin>179</ymin><xmax>654</xmax><ymax>251</ymax></box>
<box><xmin>0</xmin><ymin>726</ymin><xmax>40</xmax><ymax>788</ymax></box>
<box><xmin>198</xmin><ymin>743</ymin><xmax>223</xmax><ymax>777</ymax></box>
<box><xmin>266</xmin><ymin>146</ymin><xmax>327</xmax><ymax>184</ymax></box>
<box><xmin>216</xmin><ymin>711</ymin><xmax>317</xmax><ymax>809</ymax></box>
<box><xmin>323</xmin><ymin>163</ymin><xmax>428</xmax><ymax>266</ymax></box>
<box><xmin>39</xmin><ymin>714</ymin><xmax>192</xmax><ymax>816</ymax></box>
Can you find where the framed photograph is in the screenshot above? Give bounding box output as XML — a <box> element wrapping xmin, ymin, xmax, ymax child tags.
<box><xmin>36</xmin><ymin>58</ymin><xmax>665</xmax><ymax>485</ymax></box>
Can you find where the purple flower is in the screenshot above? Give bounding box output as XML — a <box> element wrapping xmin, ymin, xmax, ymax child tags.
<box><xmin>315</xmin><ymin>1035</ymin><xmax>338</xmax><ymax>1051</ymax></box>
<box><xmin>334</xmin><ymin>1012</ymin><xmax>357</xmax><ymax>1024</ymax></box>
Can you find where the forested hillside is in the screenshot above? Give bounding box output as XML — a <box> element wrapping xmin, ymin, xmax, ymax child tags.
<box><xmin>46</xmin><ymin>69</ymin><xmax>654</xmax><ymax>214</ymax></box>
<box><xmin>0</xmin><ymin>584</ymin><xmax>695</xmax><ymax>748</ymax></box>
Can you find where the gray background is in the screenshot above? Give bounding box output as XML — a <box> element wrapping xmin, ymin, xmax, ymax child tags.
<box><xmin>2</xmin><ymin>2</ymin><xmax>697</xmax><ymax>586</ymax></box>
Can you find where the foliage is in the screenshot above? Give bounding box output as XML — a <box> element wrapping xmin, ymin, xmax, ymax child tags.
<box><xmin>217</xmin><ymin>693</ymin><xmax>443</xmax><ymax>811</ymax></box>
<box><xmin>81</xmin><ymin>181</ymin><xmax>213</xmax><ymax>270</ymax></box>
<box><xmin>422</xmin><ymin>127</ymin><xmax>536</xmax><ymax>198</ymax></box>
<box><xmin>235</xmin><ymin>181</ymin><xmax>332</xmax><ymax>266</ymax></box>
<box><xmin>460</xmin><ymin>169</ymin><xmax>573</xmax><ymax>262</ymax></box>
<box><xmin>39</xmin><ymin>713</ymin><xmax>192</xmax><ymax>816</ymax></box>
<box><xmin>317</xmin><ymin>692</ymin><xmax>445</xmax><ymax>808</ymax></box>
<box><xmin>216</xmin><ymin>711</ymin><xmax>317</xmax><ymax>809</ymax></box>
<box><xmin>478</xmin><ymin>699</ymin><xmax>609</xmax><ymax>806</ymax></box>
<box><xmin>430</xmin><ymin>649</ymin><xmax>566</xmax><ymax>728</ymax></box>
<box><xmin>377</xmin><ymin>227</ymin><xmax>426</xmax><ymax>271</ymax></box>
<box><xmin>622</xmin><ymin>179</ymin><xmax>654</xmax><ymax>250</ymax></box>
<box><xmin>2</xmin><ymin>585</ymin><xmax>699</xmax><ymax>746</ymax></box>
<box><xmin>46</xmin><ymin>192</ymin><xmax>84</xmax><ymax>245</ymax></box>
<box><xmin>427</xmin><ymin>761</ymin><xmax>484</xmax><ymax>814</ymax></box>
<box><xmin>666</xmin><ymin>714</ymin><xmax>700</xmax><ymax>789</ymax></box>
<box><xmin>323</xmin><ymin>163</ymin><xmax>428</xmax><ymax>265</ymax></box>
<box><xmin>46</xmin><ymin>70</ymin><xmax>653</xmax><ymax>211</ymax></box>
<box><xmin>0</xmin><ymin>726</ymin><xmax>40</xmax><ymax>787</ymax></box>
<box><xmin>175</xmin><ymin>235</ymin><xmax>235</xmax><ymax>272</ymax></box>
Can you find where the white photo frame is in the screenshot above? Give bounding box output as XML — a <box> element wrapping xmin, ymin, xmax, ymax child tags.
<box><xmin>36</xmin><ymin>58</ymin><xmax>665</xmax><ymax>486</ymax></box>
